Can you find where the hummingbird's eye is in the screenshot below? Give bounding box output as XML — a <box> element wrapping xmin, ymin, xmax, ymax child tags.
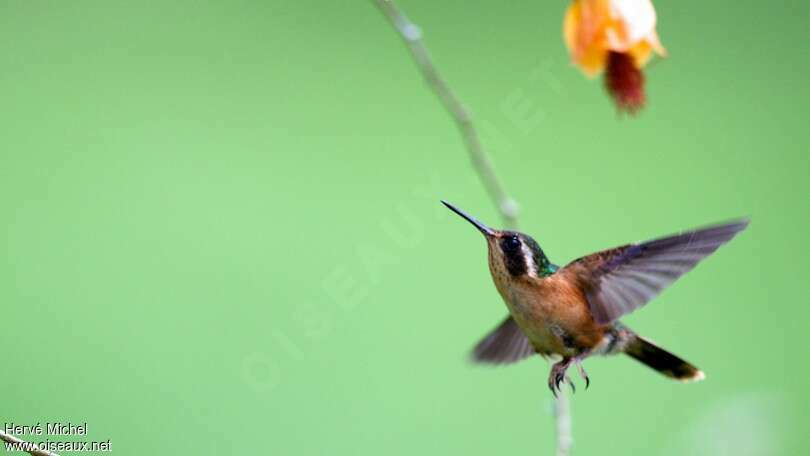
<box><xmin>499</xmin><ymin>234</ymin><xmax>527</xmax><ymax>276</ymax></box>
<box><xmin>504</xmin><ymin>235</ymin><xmax>521</xmax><ymax>250</ymax></box>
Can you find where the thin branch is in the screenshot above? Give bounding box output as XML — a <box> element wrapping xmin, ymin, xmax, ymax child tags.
<box><xmin>371</xmin><ymin>1</ymin><xmax>572</xmax><ymax>454</ymax></box>
<box><xmin>0</xmin><ymin>430</ymin><xmax>60</xmax><ymax>456</ymax></box>
<box><xmin>371</xmin><ymin>0</ymin><xmax>519</xmax><ymax>229</ymax></box>
<box><xmin>554</xmin><ymin>392</ymin><xmax>572</xmax><ymax>456</ymax></box>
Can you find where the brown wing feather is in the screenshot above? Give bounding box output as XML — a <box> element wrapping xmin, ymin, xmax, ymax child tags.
<box><xmin>565</xmin><ymin>219</ymin><xmax>749</xmax><ymax>324</ymax></box>
<box><xmin>471</xmin><ymin>315</ymin><xmax>536</xmax><ymax>364</ymax></box>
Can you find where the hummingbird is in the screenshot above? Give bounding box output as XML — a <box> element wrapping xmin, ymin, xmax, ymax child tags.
<box><xmin>441</xmin><ymin>201</ymin><xmax>749</xmax><ymax>396</ymax></box>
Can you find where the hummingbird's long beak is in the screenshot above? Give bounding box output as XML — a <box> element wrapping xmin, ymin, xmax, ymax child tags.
<box><xmin>441</xmin><ymin>200</ymin><xmax>495</xmax><ymax>236</ymax></box>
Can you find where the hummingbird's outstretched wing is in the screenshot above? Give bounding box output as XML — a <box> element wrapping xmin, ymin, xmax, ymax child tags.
<box><xmin>566</xmin><ymin>219</ymin><xmax>749</xmax><ymax>324</ymax></box>
<box><xmin>471</xmin><ymin>315</ymin><xmax>535</xmax><ymax>364</ymax></box>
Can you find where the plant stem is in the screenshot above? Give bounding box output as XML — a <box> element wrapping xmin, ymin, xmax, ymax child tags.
<box><xmin>371</xmin><ymin>1</ymin><xmax>571</xmax><ymax>454</ymax></box>
<box><xmin>0</xmin><ymin>429</ymin><xmax>60</xmax><ymax>456</ymax></box>
<box><xmin>371</xmin><ymin>0</ymin><xmax>519</xmax><ymax>229</ymax></box>
<box><xmin>554</xmin><ymin>391</ymin><xmax>572</xmax><ymax>456</ymax></box>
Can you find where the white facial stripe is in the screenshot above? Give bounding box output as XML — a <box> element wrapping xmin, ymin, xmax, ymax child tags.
<box><xmin>520</xmin><ymin>241</ymin><xmax>538</xmax><ymax>277</ymax></box>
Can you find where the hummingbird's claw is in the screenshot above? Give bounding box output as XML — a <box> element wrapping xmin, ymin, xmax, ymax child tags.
<box><xmin>575</xmin><ymin>359</ymin><xmax>590</xmax><ymax>390</ymax></box>
<box><xmin>566</xmin><ymin>376</ymin><xmax>576</xmax><ymax>394</ymax></box>
<box><xmin>548</xmin><ymin>370</ymin><xmax>562</xmax><ymax>397</ymax></box>
<box><xmin>554</xmin><ymin>371</ymin><xmax>565</xmax><ymax>393</ymax></box>
<box><xmin>548</xmin><ymin>376</ymin><xmax>558</xmax><ymax>397</ymax></box>
<box><xmin>548</xmin><ymin>358</ymin><xmax>573</xmax><ymax>397</ymax></box>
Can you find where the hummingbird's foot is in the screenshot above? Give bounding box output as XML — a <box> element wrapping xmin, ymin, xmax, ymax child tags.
<box><xmin>575</xmin><ymin>359</ymin><xmax>590</xmax><ymax>390</ymax></box>
<box><xmin>547</xmin><ymin>357</ymin><xmax>573</xmax><ymax>397</ymax></box>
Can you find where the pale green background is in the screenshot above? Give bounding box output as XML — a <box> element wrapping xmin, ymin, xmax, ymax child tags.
<box><xmin>1</xmin><ymin>1</ymin><xmax>809</xmax><ymax>455</ymax></box>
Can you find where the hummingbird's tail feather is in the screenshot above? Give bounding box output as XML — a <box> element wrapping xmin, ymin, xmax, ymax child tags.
<box><xmin>624</xmin><ymin>335</ymin><xmax>705</xmax><ymax>382</ymax></box>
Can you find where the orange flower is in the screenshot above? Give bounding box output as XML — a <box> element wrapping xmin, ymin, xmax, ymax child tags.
<box><xmin>563</xmin><ymin>0</ymin><xmax>666</xmax><ymax>112</ymax></box>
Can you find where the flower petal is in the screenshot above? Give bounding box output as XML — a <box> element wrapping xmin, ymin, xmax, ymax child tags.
<box><xmin>610</xmin><ymin>0</ymin><xmax>657</xmax><ymax>44</ymax></box>
<box><xmin>564</xmin><ymin>0</ymin><xmax>612</xmax><ymax>75</ymax></box>
<box><xmin>579</xmin><ymin>44</ymin><xmax>609</xmax><ymax>76</ymax></box>
<box><xmin>627</xmin><ymin>39</ymin><xmax>653</xmax><ymax>67</ymax></box>
<box><xmin>563</xmin><ymin>1</ymin><xmax>581</xmax><ymax>54</ymax></box>
<box><xmin>646</xmin><ymin>29</ymin><xmax>667</xmax><ymax>57</ymax></box>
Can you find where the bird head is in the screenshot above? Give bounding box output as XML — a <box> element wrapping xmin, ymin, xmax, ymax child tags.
<box><xmin>441</xmin><ymin>200</ymin><xmax>554</xmax><ymax>279</ymax></box>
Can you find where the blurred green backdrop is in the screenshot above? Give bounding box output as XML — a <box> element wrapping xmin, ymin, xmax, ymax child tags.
<box><xmin>2</xmin><ymin>1</ymin><xmax>809</xmax><ymax>454</ymax></box>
